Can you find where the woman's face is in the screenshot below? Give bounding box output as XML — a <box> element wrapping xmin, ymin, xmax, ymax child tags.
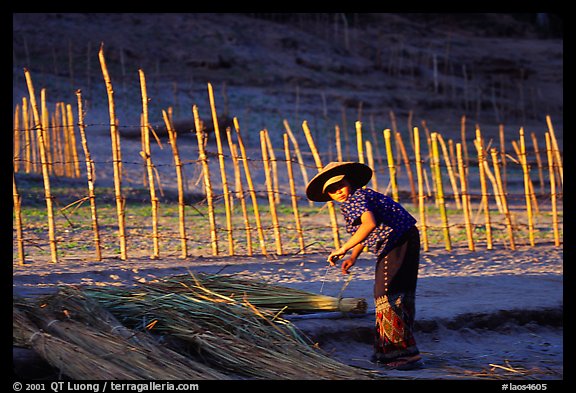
<box><xmin>325</xmin><ymin>178</ymin><xmax>353</xmax><ymax>203</ymax></box>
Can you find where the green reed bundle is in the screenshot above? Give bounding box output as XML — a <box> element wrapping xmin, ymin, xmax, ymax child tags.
<box><xmin>150</xmin><ymin>272</ymin><xmax>368</xmax><ymax>315</ymax></box>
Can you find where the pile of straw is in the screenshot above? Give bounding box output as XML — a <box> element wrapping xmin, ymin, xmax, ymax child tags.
<box><xmin>14</xmin><ymin>273</ymin><xmax>379</xmax><ymax>380</ymax></box>
<box><xmin>14</xmin><ymin>288</ymin><xmax>230</xmax><ymax>380</ymax></box>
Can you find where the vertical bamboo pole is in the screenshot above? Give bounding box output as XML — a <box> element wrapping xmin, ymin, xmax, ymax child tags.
<box><xmin>284</xmin><ymin>133</ymin><xmax>306</xmax><ymax>254</ymax></box>
<box><xmin>98</xmin><ymin>44</ymin><xmax>127</xmax><ymax>260</ymax></box>
<box><xmin>545</xmin><ymin>132</ymin><xmax>560</xmax><ymax>247</ymax></box>
<box><xmin>413</xmin><ymin>127</ymin><xmax>428</xmax><ymax>251</ymax></box>
<box><xmin>365</xmin><ymin>140</ymin><xmax>377</xmax><ymax>191</ymax></box>
<box><xmin>512</xmin><ymin>139</ymin><xmax>539</xmax><ymax>213</ymax></box>
<box><xmin>383</xmin><ymin>129</ymin><xmax>398</xmax><ymax>202</ymax></box>
<box><xmin>261</xmin><ymin>130</ymin><xmax>283</xmax><ymax>255</ymax></box>
<box><xmin>208</xmin><ymin>82</ymin><xmax>234</xmax><ymax>255</ymax></box>
<box><xmin>264</xmin><ymin>129</ymin><xmax>280</xmax><ymax>204</ymax></box>
<box><xmin>457</xmin><ymin>142</ymin><xmax>475</xmax><ymax>251</ymax></box>
<box><xmin>389</xmin><ymin>111</ymin><xmax>402</xmax><ymax>167</ymax></box>
<box><xmin>519</xmin><ymin>128</ymin><xmax>535</xmax><ymax>246</ymax></box>
<box><xmin>139</xmin><ymin>69</ymin><xmax>160</xmax><ymax>259</ymax></box>
<box><xmin>395</xmin><ymin>131</ymin><xmax>417</xmax><ymax>206</ymax></box>
<box><xmin>545</xmin><ymin>115</ymin><xmax>563</xmax><ymax>188</ymax></box>
<box><xmin>22</xmin><ymin>97</ymin><xmax>31</xmax><ymax>173</ymax></box>
<box><xmin>65</xmin><ymin>104</ymin><xmax>81</xmax><ymax>178</ymax></box>
<box><xmin>530</xmin><ymin>132</ymin><xmax>545</xmax><ymax>196</ymax></box>
<box><xmin>164</xmin><ymin>109</ymin><xmax>188</xmax><ymax>259</ymax></box>
<box><xmin>283</xmin><ymin>119</ymin><xmax>311</xmax><ymax>206</ymax></box>
<box><xmin>24</xmin><ymin>68</ymin><xmax>58</xmax><ymax>263</ymax></box>
<box><xmin>40</xmin><ymin>89</ymin><xmax>52</xmax><ymax>176</ymax></box>
<box><xmin>437</xmin><ymin>133</ymin><xmax>461</xmax><ymax>209</ymax></box>
<box><xmin>355</xmin><ymin>120</ymin><xmax>364</xmax><ymax>163</ymax></box>
<box><xmin>193</xmin><ymin>105</ymin><xmax>218</xmax><ymax>256</ymax></box>
<box><xmin>60</xmin><ymin>103</ymin><xmax>72</xmax><ymax>177</ymax></box>
<box><xmin>431</xmin><ymin>132</ymin><xmax>451</xmax><ymax>251</ymax></box>
<box><xmin>460</xmin><ymin>114</ymin><xmax>469</xmax><ymax>173</ymax></box>
<box><xmin>499</xmin><ymin>124</ymin><xmax>508</xmax><ymax>194</ymax></box>
<box><xmin>226</xmin><ymin>127</ymin><xmax>253</xmax><ymax>256</ymax></box>
<box><xmin>302</xmin><ymin>120</ymin><xmax>341</xmax><ymax>249</ymax></box>
<box><xmin>369</xmin><ymin>114</ymin><xmax>385</xmax><ymax>174</ymax></box>
<box><xmin>474</xmin><ymin>129</ymin><xmax>493</xmax><ymax>250</ymax></box>
<box><xmin>76</xmin><ymin>90</ymin><xmax>102</xmax><ymax>261</ymax></box>
<box><xmin>13</xmin><ymin>172</ymin><xmax>25</xmax><ymax>265</ymax></box>
<box><xmin>14</xmin><ymin>104</ymin><xmax>20</xmax><ymax>172</ymax></box>
<box><xmin>233</xmin><ymin>117</ymin><xmax>267</xmax><ymax>256</ymax></box>
<box><xmin>490</xmin><ymin>148</ymin><xmax>515</xmax><ymax>250</ymax></box>
<box><xmin>334</xmin><ymin>124</ymin><xmax>343</xmax><ymax>162</ymax></box>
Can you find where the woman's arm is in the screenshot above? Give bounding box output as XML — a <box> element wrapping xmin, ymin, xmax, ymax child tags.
<box><xmin>328</xmin><ymin>210</ymin><xmax>377</xmax><ymax>263</ymax></box>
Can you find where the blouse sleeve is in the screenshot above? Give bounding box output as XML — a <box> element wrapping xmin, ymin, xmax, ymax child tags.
<box><xmin>344</xmin><ymin>189</ymin><xmax>370</xmax><ymax>226</ymax></box>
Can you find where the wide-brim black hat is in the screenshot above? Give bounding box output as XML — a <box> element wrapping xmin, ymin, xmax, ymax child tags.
<box><xmin>305</xmin><ymin>161</ymin><xmax>373</xmax><ymax>202</ymax></box>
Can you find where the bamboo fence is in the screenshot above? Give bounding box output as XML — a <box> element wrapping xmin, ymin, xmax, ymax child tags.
<box><xmin>13</xmin><ymin>63</ymin><xmax>563</xmax><ymax>264</ymax></box>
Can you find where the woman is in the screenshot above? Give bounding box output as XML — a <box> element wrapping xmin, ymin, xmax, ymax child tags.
<box><xmin>306</xmin><ymin>161</ymin><xmax>423</xmax><ymax>370</ymax></box>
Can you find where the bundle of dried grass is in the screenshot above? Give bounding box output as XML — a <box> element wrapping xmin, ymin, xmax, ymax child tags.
<box><xmin>14</xmin><ymin>289</ymin><xmax>229</xmax><ymax>380</ymax></box>
<box><xmin>84</xmin><ymin>274</ymin><xmax>379</xmax><ymax>380</ymax></box>
<box><xmin>149</xmin><ymin>272</ymin><xmax>368</xmax><ymax>314</ymax></box>
<box><xmin>13</xmin><ymin>306</ymin><xmax>138</xmax><ymax>380</ymax></box>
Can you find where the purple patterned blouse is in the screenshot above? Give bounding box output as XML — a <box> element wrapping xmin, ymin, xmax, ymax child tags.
<box><xmin>340</xmin><ymin>187</ymin><xmax>417</xmax><ymax>256</ymax></box>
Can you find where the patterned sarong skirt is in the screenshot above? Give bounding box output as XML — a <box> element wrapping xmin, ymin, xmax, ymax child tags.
<box><xmin>373</xmin><ymin>225</ymin><xmax>420</xmax><ymax>362</ymax></box>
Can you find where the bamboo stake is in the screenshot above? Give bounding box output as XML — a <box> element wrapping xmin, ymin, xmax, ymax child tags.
<box><xmin>383</xmin><ymin>129</ymin><xmax>398</xmax><ymax>202</ymax></box>
<box><xmin>511</xmin><ymin>139</ymin><xmax>539</xmax><ymax>213</ymax></box>
<box><xmin>22</xmin><ymin>97</ymin><xmax>31</xmax><ymax>173</ymax></box>
<box><xmin>24</xmin><ymin>68</ymin><xmax>58</xmax><ymax>263</ymax></box>
<box><xmin>60</xmin><ymin>103</ymin><xmax>72</xmax><ymax>177</ymax></box>
<box><xmin>460</xmin><ymin>114</ymin><xmax>469</xmax><ymax>173</ymax></box>
<box><xmin>261</xmin><ymin>130</ymin><xmax>283</xmax><ymax>255</ymax></box>
<box><xmin>545</xmin><ymin>115</ymin><xmax>563</xmax><ymax>188</ymax></box>
<box><xmin>334</xmin><ymin>124</ymin><xmax>343</xmax><ymax>162</ymax></box>
<box><xmin>355</xmin><ymin>120</ymin><xmax>364</xmax><ymax>163</ymax></box>
<box><xmin>53</xmin><ymin>108</ymin><xmax>64</xmax><ymax>177</ymax></box>
<box><xmin>530</xmin><ymin>131</ymin><xmax>545</xmax><ymax>196</ymax></box>
<box><xmin>395</xmin><ymin>131</ymin><xmax>418</xmax><ymax>206</ymax></box>
<box><xmin>139</xmin><ymin>69</ymin><xmax>160</xmax><ymax>259</ymax></box>
<box><xmin>283</xmin><ymin>119</ymin><xmax>312</xmax><ymax>206</ymax></box>
<box><xmin>233</xmin><ymin>117</ymin><xmax>267</xmax><ymax>256</ymax></box>
<box><xmin>208</xmin><ymin>82</ymin><xmax>234</xmax><ymax>255</ymax></box>
<box><xmin>389</xmin><ymin>111</ymin><xmax>402</xmax><ymax>168</ymax></box>
<box><xmin>193</xmin><ymin>105</ymin><xmax>218</xmax><ymax>256</ymax></box>
<box><xmin>30</xmin><ymin>103</ymin><xmax>39</xmax><ymax>173</ymax></box>
<box><xmin>365</xmin><ymin>140</ymin><xmax>377</xmax><ymax>192</ymax></box>
<box><xmin>13</xmin><ymin>172</ymin><xmax>25</xmax><ymax>265</ymax></box>
<box><xmin>474</xmin><ymin>129</ymin><xmax>493</xmax><ymax>250</ymax></box>
<box><xmin>431</xmin><ymin>132</ymin><xmax>451</xmax><ymax>251</ymax></box>
<box><xmin>437</xmin><ymin>133</ymin><xmax>461</xmax><ymax>209</ymax></box>
<box><xmin>369</xmin><ymin>114</ymin><xmax>385</xmax><ymax>174</ymax></box>
<box><xmin>99</xmin><ymin>44</ymin><xmax>127</xmax><ymax>260</ymax></box>
<box><xmin>66</xmin><ymin>104</ymin><xmax>81</xmax><ymax>178</ymax></box>
<box><xmin>226</xmin><ymin>128</ymin><xmax>253</xmax><ymax>256</ymax></box>
<box><xmin>499</xmin><ymin>124</ymin><xmax>508</xmax><ymax>194</ymax></box>
<box><xmin>413</xmin><ymin>127</ymin><xmax>428</xmax><ymax>251</ymax></box>
<box><xmin>302</xmin><ymin>120</ymin><xmax>341</xmax><ymax>249</ymax></box>
<box><xmin>164</xmin><ymin>110</ymin><xmax>187</xmax><ymax>259</ymax></box>
<box><xmin>264</xmin><ymin>129</ymin><xmax>280</xmax><ymax>204</ymax></box>
<box><xmin>40</xmin><ymin>89</ymin><xmax>52</xmax><ymax>175</ymax></box>
<box><xmin>284</xmin><ymin>133</ymin><xmax>306</xmax><ymax>254</ymax></box>
<box><xmin>455</xmin><ymin>142</ymin><xmax>474</xmax><ymax>251</ymax></box>
<box><xmin>545</xmin><ymin>132</ymin><xmax>560</xmax><ymax>247</ymax></box>
<box><xmin>518</xmin><ymin>128</ymin><xmax>535</xmax><ymax>246</ymax></box>
<box><xmin>76</xmin><ymin>90</ymin><xmax>102</xmax><ymax>261</ymax></box>
<box><xmin>490</xmin><ymin>148</ymin><xmax>515</xmax><ymax>250</ymax></box>
<box><xmin>14</xmin><ymin>104</ymin><xmax>20</xmax><ymax>172</ymax></box>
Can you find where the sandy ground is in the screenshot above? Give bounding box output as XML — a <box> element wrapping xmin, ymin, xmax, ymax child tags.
<box><xmin>13</xmin><ymin>242</ymin><xmax>563</xmax><ymax>382</ymax></box>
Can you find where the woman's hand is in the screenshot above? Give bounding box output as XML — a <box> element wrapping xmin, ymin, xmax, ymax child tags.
<box><xmin>327</xmin><ymin>247</ymin><xmax>347</xmax><ymax>266</ymax></box>
<box><xmin>341</xmin><ymin>257</ymin><xmax>356</xmax><ymax>275</ymax></box>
